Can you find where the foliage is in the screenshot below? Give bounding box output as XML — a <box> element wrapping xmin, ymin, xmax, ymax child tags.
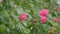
<box><xmin>0</xmin><ymin>0</ymin><xmax>60</xmax><ymax>34</ymax></box>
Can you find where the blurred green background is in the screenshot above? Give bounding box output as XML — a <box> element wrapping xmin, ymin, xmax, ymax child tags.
<box><xmin>0</xmin><ymin>0</ymin><xmax>60</xmax><ymax>34</ymax></box>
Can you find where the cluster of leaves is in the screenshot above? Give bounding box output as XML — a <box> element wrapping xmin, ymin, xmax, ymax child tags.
<box><xmin>0</xmin><ymin>0</ymin><xmax>60</xmax><ymax>34</ymax></box>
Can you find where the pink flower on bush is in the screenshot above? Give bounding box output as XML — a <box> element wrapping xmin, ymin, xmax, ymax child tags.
<box><xmin>54</xmin><ymin>17</ymin><xmax>59</xmax><ymax>23</ymax></box>
<box><xmin>58</xmin><ymin>6</ymin><xmax>60</xmax><ymax>12</ymax></box>
<box><xmin>20</xmin><ymin>13</ymin><xmax>27</xmax><ymax>21</ymax></box>
<box><xmin>40</xmin><ymin>9</ymin><xmax>49</xmax><ymax>17</ymax></box>
<box><xmin>40</xmin><ymin>16</ymin><xmax>47</xmax><ymax>23</ymax></box>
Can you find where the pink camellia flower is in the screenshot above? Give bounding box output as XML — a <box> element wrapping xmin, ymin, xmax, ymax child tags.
<box><xmin>40</xmin><ymin>16</ymin><xmax>47</xmax><ymax>23</ymax></box>
<box><xmin>20</xmin><ymin>13</ymin><xmax>27</xmax><ymax>21</ymax></box>
<box><xmin>40</xmin><ymin>9</ymin><xmax>49</xmax><ymax>17</ymax></box>
<box><xmin>54</xmin><ymin>17</ymin><xmax>59</xmax><ymax>23</ymax></box>
<box><xmin>58</xmin><ymin>5</ymin><xmax>60</xmax><ymax>12</ymax></box>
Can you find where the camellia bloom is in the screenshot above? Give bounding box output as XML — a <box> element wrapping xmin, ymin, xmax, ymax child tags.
<box><xmin>40</xmin><ymin>9</ymin><xmax>49</xmax><ymax>17</ymax></box>
<box><xmin>40</xmin><ymin>16</ymin><xmax>47</xmax><ymax>23</ymax></box>
<box><xmin>20</xmin><ymin>13</ymin><xmax>27</xmax><ymax>21</ymax></box>
<box><xmin>54</xmin><ymin>17</ymin><xmax>59</xmax><ymax>23</ymax></box>
<box><xmin>58</xmin><ymin>5</ymin><xmax>60</xmax><ymax>12</ymax></box>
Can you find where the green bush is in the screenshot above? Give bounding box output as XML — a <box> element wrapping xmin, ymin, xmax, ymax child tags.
<box><xmin>0</xmin><ymin>0</ymin><xmax>60</xmax><ymax>34</ymax></box>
